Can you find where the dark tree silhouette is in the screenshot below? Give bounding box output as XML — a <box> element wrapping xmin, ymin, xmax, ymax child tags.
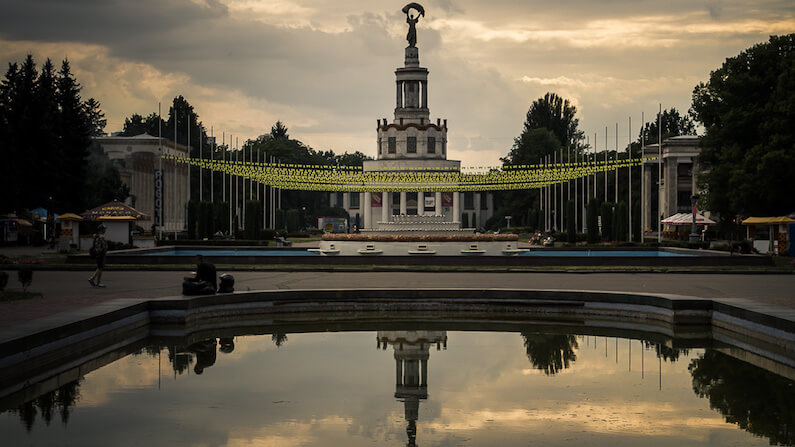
<box><xmin>689</xmin><ymin>350</ymin><xmax>795</xmax><ymax>445</ymax></box>
<box><xmin>521</xmin><ymin>333</ymin><xmax>578</xmax><ymax>375</ymax></box>
<box><xmin>272</xmin><ymin>332</ymin><xmax>288</xmax><ymax>347</ymax></box>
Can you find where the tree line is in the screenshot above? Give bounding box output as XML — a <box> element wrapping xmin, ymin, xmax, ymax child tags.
<box><xmin>495</xmin><ymin>33</ymin><xmax>794</xmax><ymax>235</ymax></box>
<box><xmin>0</xmin><ymin>55</ymin><xmax>114</xmax><ymax>214</ymax></box>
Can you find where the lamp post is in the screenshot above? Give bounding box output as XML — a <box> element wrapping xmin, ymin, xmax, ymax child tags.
<box><xmin>689</xmin><ymin>194</ymin><xmax>700</xmax><ymax>243</ymax></box>
<box><xmin>505</xmin><ymin>215</ymin><xmax>512</xmax><ymax>229</ymax></box>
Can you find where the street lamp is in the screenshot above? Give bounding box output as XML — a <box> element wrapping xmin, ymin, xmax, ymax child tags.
<box><xmin>505</xmin><ymin>215</ymin><xmax>512</xmax><ymax>229</ymax></box>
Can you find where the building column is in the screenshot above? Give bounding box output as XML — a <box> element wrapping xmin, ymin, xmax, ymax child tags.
<box><xmin>418</xmin><ymin>191</ymin><xmax>425</xmax><ymax>216</ymax></box>
<box><xmin>453</xmin><ymin>192</ymin><xmax>460</xmax><ymax>223</ymax></box>
<box><xmin>363</xmin><ymin>191</ymin><xmax>371</xmax><ymax>229</ymax></box>
<box><xmin>396</xmin><ymin>358</ymin><xmax>402</xmax><ymax>386</ymax></box>
<box><xmin>421</xmin><ymin>359</ymin><xmax>428</xmax><ymax>386</ymax></box>
<box><xmin>382</xmin><ymin>192</ymin><xmax>389</xmax><ymax>223</ymax></box>
<box><xmin>666</xmin><ymin>158</ymin><xmax>678</xmax><ymax>218</ymax></box>
<box><xmin>435</xmin><ymin>192</ymin><xmax>442</xmax><ymax>216</ymax></box>
<box><xmin>421</xmin><ymin>81</ymin><xmax>427</xmax><ymax>109</ymax></box>
<box><xmin>400</xmin><ymin>191</ymin><xmax>407</xmax><ymax>215</ymax></box>
<box><xmin>396</xmin><ymin>81</ymin><xmax>402</xmax><ymax>108</ymax></box>
<box><xmin>343</xmin><ymin>192</ymin><xmax>350</xmax><ymax>211</ymax></box>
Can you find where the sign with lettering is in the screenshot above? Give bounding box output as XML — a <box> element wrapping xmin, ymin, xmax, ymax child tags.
<box><xmin>371</xmin><ymin>192</ymin><xmax>382</xmax><ymax>208</ymax></box>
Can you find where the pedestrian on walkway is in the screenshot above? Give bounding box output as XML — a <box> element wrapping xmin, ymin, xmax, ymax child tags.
<box><xmin>88</xmin><ymin>224</ymin><xmax>108</xmax><ymax>288</ymax></box>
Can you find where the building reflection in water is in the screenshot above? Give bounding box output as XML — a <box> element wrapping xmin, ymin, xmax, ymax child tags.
<box><xmin>378</xmin><ymin>331</ymin><xmax>447</xmax><ymax>447</ymax></box>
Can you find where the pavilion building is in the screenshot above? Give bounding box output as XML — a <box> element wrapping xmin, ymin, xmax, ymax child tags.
<box><xmin>330</xmin><ymin>43</ymin><xmax>495</xmax><ymax>230</ymax></box>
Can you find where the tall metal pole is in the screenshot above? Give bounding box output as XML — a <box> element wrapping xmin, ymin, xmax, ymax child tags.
<box><xmin>187</xmin><ymin>112</ymin><xmax>191</xmax><ymax>204</ymax></box>
<box><xmin>173</xmin><ymin>106</ymin><xmax>177</xmax><ymax>239</ymax></box>
<box><xmin>210</xmin><ymin>126</ymin><xmax>214</xmax><ymax>203</ymax></box>
<box><xmin>641</xmin><ymin>112</ymin><xmax>645</xmax><ymax>243</ymax></box>
<box><xmin>553</xmin><ymin>151</ymin><xmax>557</xmax><ymax>231</ymax></box>
<box><xmin>615</xmin><ymin>122</ymin><xmax>619</xmax><ymax>204</ymax></box>
<box><xmin>604</xmin><ymin>127</ymin><xmax>608</xmax><ymax>202</ymax></box>
<box><xmin>158</xmin><ymin>102</ymin><xmax>163</xmax><ymax>240</ymax></box>
<box><xmin>658</xmin><ymin>104</ymin><xmax>662</xmax><ymax>243</ymax></box>
<box><xmin>199</xmin><ymin>118</ymin><xmax>203</xmax><ymax>202</ymax></box>
<box><xmin>628</xmin><ymin>116</ymin><xmax>632</xmax><ymax>242</ymax></box>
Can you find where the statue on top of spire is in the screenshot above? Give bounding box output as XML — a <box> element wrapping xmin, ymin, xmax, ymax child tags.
<box><xmin>402</xmin><ymin>3</ymin><xmax>425</xmax><ymax>48</ymax></box>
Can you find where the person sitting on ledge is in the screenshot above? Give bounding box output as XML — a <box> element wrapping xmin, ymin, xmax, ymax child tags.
<box><xmin>182</xmin><ymin>254</ymin><xmax>217</xmax><ymax>295</ymax></box>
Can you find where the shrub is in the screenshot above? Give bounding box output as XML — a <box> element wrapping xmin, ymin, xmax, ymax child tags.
<box><xmin>599</xmin><ymin>202</ymin><xmax>614</xmax><ymax>241</ymax></box>
<box><xmin>587</xmin><ymin>200</ymin><xmax>599</xmax><ymax>244</ymax></box>
<box><xmin>566</xmin><ymin>200</ymin><xmax>576</xmax><ymax>243</ymax></box>
<box><xmin>614</xmin><ymin>201</ymin><xmax>628</xmax><ymax>242</ymax></box>
<box><xmin>17</xmin><ymin>268</ymin><xmax>32</xmax><ymax>292</ymax></box>
<box><xmin>286</xmin><ymin>209</ymin><xmax>301</xmax><ymax>233</ymax></box>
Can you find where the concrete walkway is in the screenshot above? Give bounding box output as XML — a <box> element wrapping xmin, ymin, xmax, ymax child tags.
<box><xmin>1</xmin><ymin>270</ymin><xmax>793</xmax><ymax>328</ymax></box>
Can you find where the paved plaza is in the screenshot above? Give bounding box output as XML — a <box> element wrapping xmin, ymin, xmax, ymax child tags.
<box><xmin>1</xmin><ymin>270</ymin><xmax>793</xmax><ymax>328</ymax></box>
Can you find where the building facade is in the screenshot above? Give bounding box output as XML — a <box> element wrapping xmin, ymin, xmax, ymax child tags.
<box><xmin>330</xmin><ymin>44</ymin><xmax>494</xmax><ymax>230</ymax></box>
<box><xmin>92</xmin><ymin>134</ymin><xmax>190</xmax><ymax>233</ymax></box>
<box><xmin>641</xmin><ymin>135</ymin><xmax>704</xmax><ymax>232</ymax></box>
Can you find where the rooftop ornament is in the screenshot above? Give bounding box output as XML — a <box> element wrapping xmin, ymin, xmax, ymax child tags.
<box><xmin>402</xmin><ymin>2</ymin><xmax>425</xmax><ymax>47</ymax></box>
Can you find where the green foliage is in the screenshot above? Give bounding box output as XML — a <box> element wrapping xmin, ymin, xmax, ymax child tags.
<box><xmin>198</xmin><ymin>201</ymin><xmax>214</xmax><ymax>239</ymax></box>
<box><xmin>212</xmin><ymin>201</ymin><xmax>228</xmax><ymax>234</ymax></box>
<box><xmin>83</xmin><ymin>142</ymin><xmax>130</xmax><ymax>208</ymax></box>
<box><xmin>599</xmin><ymin>202</ymin><xmax>614</xmax><ymax>241</ymax></box>
<box><xmin>521</xmin><ymin>333</ymin><xmax>578</xmax><ymax>376</ymax></box>
<box><xmin>566</xmin><ymin>200</ymin><xmax>576</xmax><ymax>243</ymax></box>
<box><xmin>0</xmin><ymin>55</ymin><xmax>100</xmax><ymax>213</ymax></box>
<box><xmin>632</xmin><ymin>199</ymin><xmax>641</xmax><ymax>242</ymax></box>
<box><xmin>586</xmin><ymin>200</ymin><xmax>599</xmax><ymax>243</ymax></box>
<box><xmin>691</xmin><ymin>34</ymin><xmax>795</xmax><ymax>218</ymax></box>
<box><xmin>17</xmin><ymin>268</ymin><xmax>32</xmax><ymax>292</ymax></box>
<box><xmin>286</xmin><ymin>209</ymin><xmax>301</xmax><ymax>232</ymax></box>
<box><xmin>637</xmin><ymin>108</ymin><xmax>696</xmax><ymax>145</ymax></box>
<box><xmin>614</xmin><ymin>201</ymin><xmax>628</xmax><ymax>242</ymax></box>
<box><xmin>689</xmin><ymin>349</ymin><xmax>795</xmax><ymax>445</ymax></box>
<box><xmin>275</xmin><ymin>208</ymin><xmax>285</xmax><ymax>230</ymax></box>
<box><xmin>244</xmin><ymin>200</ymin><xmax>263</xmax><ymax>239</ymax></box>
<box><xmin>187</xmin><ymin>200</ymin><xmax>199</xmax><ymax>239</ymax></box>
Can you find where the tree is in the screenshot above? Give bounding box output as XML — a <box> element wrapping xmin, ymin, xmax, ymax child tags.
<box><xmin>566</xmin><ymin>200</ymin><xmax>576</xmax><ymax>242</ymax></box>
<box><xmin>270</xmin><ymin>120</ymin><xmax>289</xmax><ymax>140</ymax></box>
<box><xmin>83</xmin><ymin>143</ymin><xmax>130</xmax><ymax>207</ymax></box>
<box><xmin>689</xmin><ymin>349</ymin><xmax>795</xmax><ymax>445</ymax></box>
<box><xmin>637</xmin><ymin>108</ymin><xmax>696</xmax><ymax>145</ymax></box>
<box><xmin>84</xmin><ymin>98</ymin><xmax>106</xmax><ymax>136</ymax></box>
<box><xmin>691</xmin><ymin>34</ymin><xmax>795</xmax><ymax>218</ymax></box>
<box><xmin>0</xmin><ymin>55</ymin><xmax>101</xmax><ymax>213</ymax></box>
<box><xmin>587</xmin><ymin>199</ymin><xmax>599</xmax><ymax>243</ymax></box>
<box><xmin>121</xmin><ymin>112</ymin><xmax>164</xmax><ymax>137</ymax></box>
<box><xmin>517</xmin><ymin>92</ymin><xmax>585</xmax><ymax>153</ymax></box>
<box><xmin>614</xmin><ymin>201</ymin><xmax>628</xmax><ymax>242</ymax></box>
<box><xmin>600</xmin><ymin>202</ymin><xmax>614</xmax><ymax>241</ymax></box>
<box><xmin>521</xmin><ymin>333</ymin><xmax>578</xmax><ymax>375</ymax></box>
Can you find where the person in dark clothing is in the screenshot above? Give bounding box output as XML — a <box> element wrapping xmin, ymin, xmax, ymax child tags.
<box><xmin>88</xmin><ymin>224</ymin><xmax>108</xmax><ymax>288</ymax></box>
<box><xmin>184</xmin><ymin>254</ymin><xmax>217</xmax><ymax>291</ymax></box>
<box><xmin>187</xmin><ymin>339</ymin><xmax>217</xmax><ymax>375</ymax></box>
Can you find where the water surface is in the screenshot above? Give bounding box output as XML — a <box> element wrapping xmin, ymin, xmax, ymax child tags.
<box><xmin>1</xmin><ymin>330</ymin><xmax>791</xmax><ymax>446</ymax></box>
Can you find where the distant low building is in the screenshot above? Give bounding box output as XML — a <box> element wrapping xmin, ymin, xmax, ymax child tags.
<box><xmin>92</xmin><ymin>134</ymin><xmax>189</xmax><ymax>233</ymax></box>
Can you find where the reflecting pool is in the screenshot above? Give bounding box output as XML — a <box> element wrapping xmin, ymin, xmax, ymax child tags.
<box><xmin>2</xmin><ymin>329</ymin><xmax>793</xmax><ymax>446</ymax></box>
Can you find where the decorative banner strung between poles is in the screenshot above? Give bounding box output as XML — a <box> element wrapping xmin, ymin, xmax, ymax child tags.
<box><xmin>163</xmin><ymin>155</ymin><xmax>652</xmax><ymax>192</ymax></box>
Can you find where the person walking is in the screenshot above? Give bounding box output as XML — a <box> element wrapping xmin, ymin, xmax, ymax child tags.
<box><xmin>88</xmin><ymin>224</ymin><xmax>108</xmax><ymax>287</ymax></box>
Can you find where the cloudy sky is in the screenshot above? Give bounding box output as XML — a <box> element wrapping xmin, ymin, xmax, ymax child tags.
<box><xmin>1</xmin><ymin>0</ymin><xmax>793</xmax><ymax>167</ymax></box>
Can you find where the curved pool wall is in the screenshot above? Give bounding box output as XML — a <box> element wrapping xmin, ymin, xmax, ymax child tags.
<box><xmin>1</xmin><ymin>288</ymin><xmax>793</xmax><ymax>407</ymax></box>
<box><xmin>65</xmin><ymin>245</ymin><xmax>773</xmax><ymax>267</ymax></box>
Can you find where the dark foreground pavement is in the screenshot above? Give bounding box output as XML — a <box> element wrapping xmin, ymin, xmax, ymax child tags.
<box><xmin>1</xmin><ymin>270</ymin><xmax>793</xmax><ymax>328</ymax></box>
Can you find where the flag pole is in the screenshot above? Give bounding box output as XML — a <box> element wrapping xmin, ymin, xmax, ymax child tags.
<box><xmin>658</xmin><ymin>104</ymin><xmax>662</xmax><ymax>243</ymax></box>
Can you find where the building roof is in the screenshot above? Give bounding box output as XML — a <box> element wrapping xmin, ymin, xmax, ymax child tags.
<box><xmin>661</xmin><ymin>212</ymin><xmax>716</xmax><ymax>226</ymax></box>
<box><xmin>56</xmin><ymin>213</ymin><xmax>84</xmax><ymax>221</ymax></box>
<box><xmin>742</xmin><ymin>216</ymin><xmax>795</xmax><ymax>225</ymax></box>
